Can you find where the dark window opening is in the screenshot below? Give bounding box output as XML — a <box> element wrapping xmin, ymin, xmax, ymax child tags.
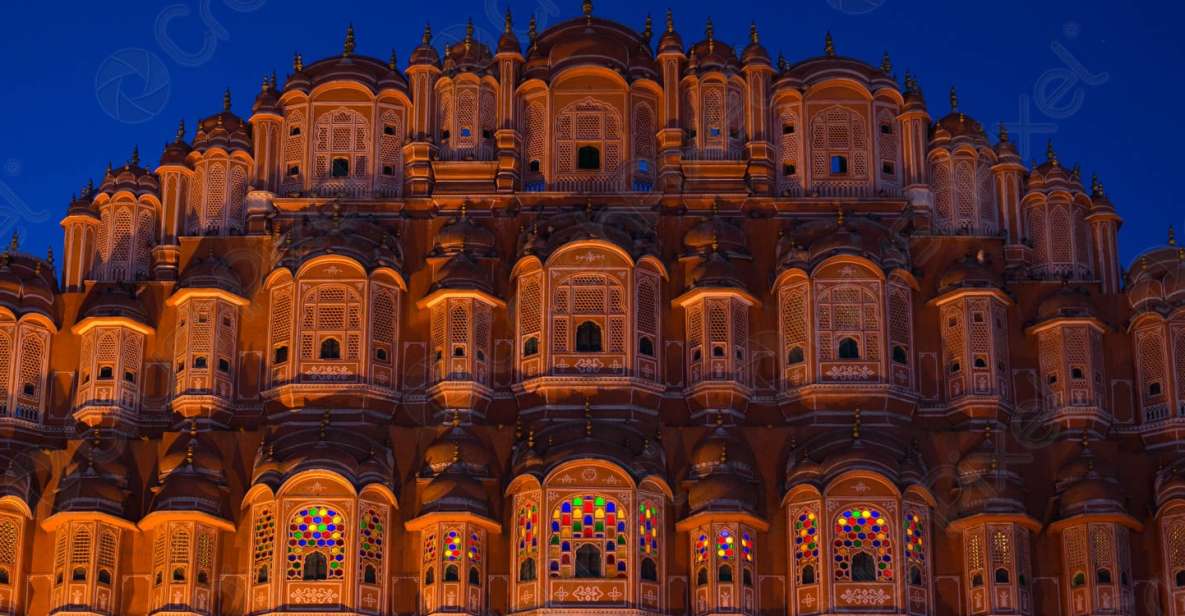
<box><xmin>577</xmin><ymin>146</ymin><xmax>601</xmax><ymax>170</ymax></box>
<box><xmin>950</xmin><ymin>361</ymin><xmax>961</xmax><ymax>374</ymax></box>
<box><xmin>257</xmin><ymin>565</ymin><xmax>269</xmax><ymax>584</ymax></box>
<box><xmin>742</xmin><ymin>568</ymin><xmax>753</xmax><ymax>587</ymax></box>
<box><xmin>995</xmin><ymin>568</ymin><xmax>1010</xmax><ymax>584</ymax></box>
<box><xmin>303</xmin><ymin>553</ymin><xmax>328</xmax><ymax>581</ymax></box>
<box><xmin>453</xmin><ymin>345</ymin><xmax>466</xmax><ymax>357</ymax></box>
<box><xmin>788</xmin><ymin>346</ymin><xmax>805</xmax><ymax>365</ymax></box>
<box><xmin>154</xmin><ymin>571</ymin><xmax>162</xmax><ymax>586</ymax></box>
<box><xmin>197</xmin><ymin>570</ymin><xmax>209</xmax><ymax>586</ymax></box>
<box><xmin>910</xmin><ymin>566</ymin><xmax>923</xmax><ymax>586</ymax></box>
<box><xmin>274</xmin><ymin>345</ymin><xmax>289</xmax><ymax>364</ymax></box>
<box><xmin>974</xmin><ymin>356</ymin><xmax>988</xmax><ymax>369</ymax></box>
<box><xmin>882</xmin><ymin>161</ymin><xmax>895</xmax><ymax>175</ymax></box>
<box><xmin>444</xmin><ymin>565</ymin><xmax>459</xmax><ymax>582</ymax></box>
<box><xmin>382</xmin><ymin>165</ymin><xmax>395</xmax><ymax>176</ymax></box>
<box><xmin>523</xmin><ymin>336</ymin><xmax>539</xmax><ymax>357</ymax></box>
<box><xmin>290</xmin><ymin>127</ymin><xmax>302</xmax><ymax>136</ymax></box>
<box><xmin>1048</xmin><ymin>374</ymin><xmax>1058</xmax><ymax>385</ymax></box>
<box><xmin>375</xmin><ymin>348</ymin><xmax>388</xmax><ymax>362</ymax></box>
<box><xmin>1174</xmin><ymin>569</ymin><xmax>1184</xmax><ymax>587</ymax></box>
<box><xmin>469</xmin><ymin>566</ymin><xmax>481</xmax><ymax>585</ymax></box>
<box><xmin>880</xmin><ymin>123</ymin><xmax>893</xmax><ymax>135</ymax></box>
<box><xmin>383</xmin><ymin>125</ymin><xmax>396</xmax><ymax>136</ymax></box>
<box><xmin>696</xmin><ymin>567</ymin><xmax>708</xmax><ymax>586</ymax></box>
<box><xmin>688</xmin><ymin>129</ymin><xmax>697</xmax><ymax>139</ymax></box>
<box><xmin>124</xmin><ymin>370</ymin><xmax>136</xmax><ymax>383</ymax></box>
<box><xmin>441</xmin><ymin>130</ymin><xmax>451</xmax><ymax>141</ymax></box>
<box><xmin>783</xmin><ymin>163</ymin><xmax>797</xmax><ymax>176</ymax></box>
<box><xmin>1150</xmin><ymin>381</ymin><xmax>1163</xmax><ymax>396</ymax></box>
<box><xmin>173</xmin><ymin>568</ymin><xmax>185</xmax><ymax>582</ymax></box>
<box><xmin>1097</xmin><ymin>568</ymin><xmax>1112</xmax><ymax>584</ymax></box>
<box><xmin>692</xmin><ymin>348</ymin><xmax>702</xmax><ymax>362</ymax></box>
<box><xmin>575</xmin><ymin>544</ymin><xmax>601</xmax><ymax>578</ymax></box>
<box><xmin>801</xmin><ymin>564</ymin><xmax>815</xmax><ymax>585</ymax></box>
<box><xmin>529</xmin><ymin>159</ymin><xmax>541</xmax><ymax>173</ymax></box>
<box><xmin>1071</xmin><ymin>367</ymin><xmax>1084</xmax><ymax>380</ymax></box>
<box><xmin>287</xmin><ymin>165</ymin><xmax>300</xmax><ymax>177</ymax></box>
<box><xmin>425</xmin><ymin>567</ymin><xmax>435</xmax><ymax>585</ymax></box>
<box><xmin>972</xmin><ymin>572</ymin><xmax>984</xmax><ymax>587</ymax></box>
<box><xmin>718</xmin><ymin>565</ymin><xmax>733</xmax><ymax>583</ymax></box>
<box><xmin>22</xmin><ymin>383</ymin><xmax>34</xmax><ymax>396</ymax></box>
<box><xmin>72</xmin><ymin>567</ymin><xmax>86</xmax><ymax>582</ymax></box>
<box><xmin>575</xmin><ymin>321</ymin><xmax>603</xmax><ymax>353</ymax></box>
<box><xmin>728</xmin><ymin>128</ymin><xmax>739</xmax><ymax>139</ymax></box>
<box><xmin>99</xmin><ymin>366</ymin><xmax>113</xmax><ymax>380</ymax></box>
<box><xmin>782</xmin><ymin>123</ymin><xmax>796</xmax><ymax>134</ymax></box>
<box><xmin>830</xmin><ymin>155</ymin><xmax>849</xmax><ymax>175</ymax></box>
<box><xmin>218</xmin><ymin>358</ymin><xmax>230</xmax><ymax>373</ymax></box>
<box><xmin>519</xmin><ymin>558</ymin><xmax>537</xmax><ymax>582</ymax></box>
<box><xmin>193</xmin><ymin>356</ymin><xmax>207</xmax><ymax>369</ymax></box>
<box><xmin>639</xmin><ymin>336</ymin><xmax>655</xmax><ymax>357</ymax></box>
<box><xmin>320</xmin><ymin>338</ymin><xmax>342</xmax><ymax>360</ymax></box>
<box><xmin>641</xmin><ymin>558</ymin><xmax>657</xmax><ymax>582</ymax></box>
<box><xmin>1071</xmin><ymin>571</ymin><xmax>1086</xmax><ymax>588</ymax></box>
<box><xmin>98</xmin><ymin>569</ymin><xmax>111</xmax><ymax>585</ymax></box>
<box><xmin>712</xmin><ymin>345</ymin><xmax>725</xmax><ymax>358</ymax></box>
<box><xmin>838</xmin><ymin>337</ymin><xmax>860</xmax><ymax>360</ymax></box>
<box><xmin>482</xmin><ymin>128</ymin><xmax>494</xmax><ymax>139</ymax></box>
<box><xmin>948</xmin><ymin>317</ymin><xmax>958</xmax><ymax>327</ymax></box>
<box><xmin>851</xmin><ymin>552</ymin><xmax>876</xmax><ymax>582</ymax></box>
<box><xmin>477</xmin><ymin>349</ymin><xmax>485</xmax><ymax>362</ymax></box>
<box><xmin>331</xmin><ymin>157</ymin><xmax>350</xmax><ymax>178</ymax></box>
<box><xmin>892</xmin><ymin>345</ymin><xmax>908</xmax><ymax>364</ymax></box>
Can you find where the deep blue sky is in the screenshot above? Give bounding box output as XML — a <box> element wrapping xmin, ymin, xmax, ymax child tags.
<box><xmin>0</xmin><ymin>0</ymin><xmax>1181</xmax><ymax>269</ymax></box>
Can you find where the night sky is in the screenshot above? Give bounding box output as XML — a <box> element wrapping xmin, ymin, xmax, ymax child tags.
<box><xmin>0</xmin><ymin>0</ymin><xmax>1181</xmax><ymax>269</ymax></box>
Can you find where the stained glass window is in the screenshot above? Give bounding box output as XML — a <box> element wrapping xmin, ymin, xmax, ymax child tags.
<box><xmin>794</xmin><ymin>509</ymin><xmax>820</xmax><ymax>584</ymax></box>
<box><xmin>832</xmin><ymin>506</ymin><xmax>892</xmax><ymax>581</ymax></box>
<box><xmin>717</xmin><ymin>529</ymin><xmax>735</xmax><ymax>560</ymax></box>
<box><xmin>253</xmin><ymin>506</ymin><xmax>275</xmax><ymax>584</ymax></box>
<box><xmin>468</xmin><ymin>531</ymin><xmax>481</xmax><ymax>562</ymax></box>
<box><xmin>639</xmin><ymin>503</ymin><xmax>659</xmax><ymax>556</ymax></box>
<box><xmin>518</xmin><ymin>502</ymin><xmax>539</xmax><ymax>557</ymax></box>
<box><xmin>445</xmin><ymin>529</ymin><xmax>462</xmax><ymax>561</ymax></box>
<box><xmin>741</xmin><ymin>531</ymin><xmax>753</xmax><ymax>562</ymax></box>
<box><xmin>548</xmin><ymin>494</ymin><xmax>627</xmax><ymax>578</ymax></box>
<box><xmin>287</xmin><ymin>506</ymin><xmax>346</xmax><ymax>580</ymax></box>
<box><xmin>423</xmin><ymin>533</ymin><xmax>437</xmax><ymax>563</ymax></box>
<box><xmin>695</xmin><ymin>533</ymin><xmax>710</xmax><ymax>563</ymax></box>
<box><xmin>905</xmin><ymin>511</ymin><xmax>926</xmax><ymax>584</ymax></box>
<box><xmin>358</xmin><ymin>507</ymin><xmax>384</xmax><ymax>583</ymax></box>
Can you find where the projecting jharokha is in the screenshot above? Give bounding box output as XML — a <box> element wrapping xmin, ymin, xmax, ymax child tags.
<box><xmin>2</xmin><ymin>2</ymin><xmax>1181</xmax><ymax>615</ymax></box>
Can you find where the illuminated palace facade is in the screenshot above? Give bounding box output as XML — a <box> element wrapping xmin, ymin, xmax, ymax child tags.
<box><xmin>3</xmin><ymin>4</ymin><xmax>1185</xmax><ymax>616</ymax></box>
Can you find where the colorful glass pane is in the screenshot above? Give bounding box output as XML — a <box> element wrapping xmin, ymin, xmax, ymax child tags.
<box><xmin>905</xmin><ymin>513</ymin><xmax>925</xmax><ymax>562</ymax></box>
<box><xmin>286</xmin><ymin>506</ymin><xmax>347</xmax><ymax>579</ymax></box>
<box><xmin>832</xmin><ymin>506</ymin><xmax>893</xmax><ymax>581</ymax></box>
<box><xmin>548</xmin><ymin>494</ymin><xmax>627</xmax><ymax>578</ymax></box>
<box><xmin>638</xmin><ymin>503</ymin><xmax>659</xmax><ymax>555</ymax></box>
<box><xmin>741</xmin><ymin>531</ymin><xmax>753</xmax><ymax>562</ymax></box>
<box><xmin>444</xmin><ymin>529</ymin><xmax>461</xmax><ymax>561</ymax></box>
<box><xmin>468</xmin><ymin>531</ymin><xmax>481</xmax><ymax>562</ymax></box>
<box><xmin>358</xmin><ymin>508</ymin><xmax>384</xmax><ymax>562</ymax></box>
<box><xmin>794</xmin><ymin>510</ymin><xmax>819</xmax><ymax>563</ymax></box>
<box><xmin>518</xmin><ymin>502</ymin><xmax>538</xmax><ymax>556</ymax></box>
<box><xmin>695</xmin><ymin>533</ymin><xmax>709</xmax><ymax>563</ymax></box>
<box><xmin>717</xmin><ymin>528</ymin><xmax>734</xmax><ymax>560</ymax></box>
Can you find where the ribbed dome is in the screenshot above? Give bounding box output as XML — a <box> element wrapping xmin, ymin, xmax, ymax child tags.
<box><xmin>56</xmin><ymin>435</ymin><xmax>130</xmax><ymax>517</ymax></box>
<box><xmin>1035</xmin><ymin>286</ymin><xmax>1096</xmax><ymax>323</ymax></box>
<box><xmin>99</xmin><ymin>154</ymin><xmax>160</xmax><ymax>197</ymax></box>
<box><xmin>938</xmin><ymin>252</ymin><xmax>999</xmax><ymax>293</ymax></box>
<box><xmin>688</xmin><ymin>251</ymin><xmax>746</xmax><ymax>291</ymax></box>
<box><xmin>432</xmin><ymin>252</ymin><xmax>491</xmax><ymax>294</ymax></box>
<box><xmin>0</xmin><ymin>251</ymin><xmax>56</xmax><ymax>318</ymax></box>
<box><xmin>177</xmin><ymin>251</ymin><xmax>246</xmax><ymax>298</ymax></box>
<box><xmin>684</xmin><ymin>216</ymin><xmax>747</xmax><ymax>254</ymax></box>
<box><xmin>80</xmin><ymin>283</ymin><xmax>148</xmax><ymax>324</ymax></box>
<box><xmin>687</xmin><ymin>420</ymin><xmax>759</xmax><ymax>514</ymax></box>
<box><xmin>435</xmin><ymin>213</ymin><xmax>496</xmax><ymax>255</ymax></box>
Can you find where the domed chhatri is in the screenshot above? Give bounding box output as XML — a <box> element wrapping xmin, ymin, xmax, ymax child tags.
<box><xmin>6</xmin><ymin>3</ymin><xmax>1181</xmax><ymax>616</ymax></box>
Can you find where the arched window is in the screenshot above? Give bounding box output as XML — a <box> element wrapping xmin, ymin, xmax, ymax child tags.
<box><xmin>575</xmin><ymin>544</ymin><xmax>601</xmax><ymax>578</ymax></box>
<box><xmin>1176</xmin><ymin>569</ymin><xmax>1185</xmax><ymax>587</ymax></box>
<box><xmin>641</xmin><ymin>557</ymin><xmax>657</xmax><ymax>582</ymax></box>
<box><xmin>577</xmin><ymin>146</ymin><xmax>601</xmax><ymax>170</ymax></box>
<box><xmin>788</xmin><ymin>346</ymin><xmax>805</xmax><ymax>365</ymax></box>
<box><xmin>696</xmin><ymin>567</ymin><xmax>708</xmax><ymax>586</ymax></box>
<box><xmin>743</xmin><ymin>568</ymin><xmax>753</xmax><ymax>587</ymax></box>
<box><xmin>469</xmin><ymin>566</ymin><xmax>481</xmax><ymax>585</ymax></box>
<box><xmin>802</xmin><ymin>564</ymin><xmax>815</xmax><ymax>584</ymax></box>
<box><xmin>444</xmin><ymin>564</ymin><xmax>459</xmax><ymax>582</ymax></box>
<box><xmin>519</xmin><ymin>558</ymin><xmax>536</xmax><ymax>581</ymax></box>
<box><xmin>838</xmin><ymin>337</ymin><xmax>860</xmax><ymax>359</ymax></box>
<box><xmin>1096</xmin><ymin>568</ymin><xmax>1112</xmax><ymax>584</ymax></box>
<box><xmin>575</xmin><ymin>321</ymin><xmax>603</xmax><ymax>353</ymax></box>
<box><xmin>72</xmin><ymin>567</ymin><xmax>86</xmax><ymax>582</ymax></box>
<box><xmin>364</xmin><ymin>564</ymin><xmax>376</xmax><ymax>584</ymax></box>
<box><xmin>303</xmin><ymin>552</ymin><xmax>328</xmax><ymax>581</ymax></box>
<box><xmin>909</xmin><ymin>566</ymin><xmax>922</xmax><ymax>586</ymax></box>
<box><xmin>198</xmin><ymin>571</ymin><xmax>209</xmax><ymax>586</ymax></box>
<box><xmin>718</xmin><ymin>564</ymin><xmax>733</xmax><ymax>582</ymax></box>
<box><xmin>425</xmin><ymin>567</ymin><xmax>435</xmax><ymax>585</ymax></box>
<box><xmin>0</xmin><ymin>568</ymin><xmax>10</xmax><ymax>585</ymax></box>
<box><xmin>972</xmin><ymin>572</ymin><xmax>984</xmax><ymax>587</ymax></box>
<box><xmin>172</xmin><ymin>567</ymin><xmax>185</xmax><ymax>582</ymax></box>
<box><xmin>523</xmin><ymin>336</ymin><xmax>539</xmax><ymax>357</ymax></box>
<box><xmin>320</xmin><ymin>338</ymin><xmax>341</xmax><ymax>360</ymax></box>
<box><xmin>257</xmin><ymin>565</ymin><xmax>269</xmax><ymax>584</ymax></box>
<box><xmin>286</xmin><ymin>506</ymin><xmax>346</xmax><ymax>580</ymax></box>
<box><xmin>995</xmin><ymin>568</ymin><xmax>1010</xmax><ymax>584</ymax></box>
<box><xmin>639</xmin><ymin>336</ymin><xmax>655</xmax><ymax>357</ymax></box>
<box><xmin>892</xmin><ymin>345</ymin><xmax>908</xmax><ymax>364</ymax></box>
<box><xmin>1071</xmin><ymin>571</ymin><xmax>1086</xmax><ymax>588</ymax></box>
<box><xmin>98</xmin><ymin>569</ymin><xmax>111</xmax><ymax>585</ymax></box>
<box><xmin>851</xmin><ymin>552</ymin><xmax>876</xmax><ymax>582</ymax></box>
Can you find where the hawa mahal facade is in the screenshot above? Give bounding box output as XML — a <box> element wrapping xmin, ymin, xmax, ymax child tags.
<box><xmin>2</xmin><ymin>3</ymin><xmax>1184</xmax><ymax>615</ymax></box>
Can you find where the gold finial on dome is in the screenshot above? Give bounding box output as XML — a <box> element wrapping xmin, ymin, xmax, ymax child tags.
<box><xmin>293</xmin><ymin>51</ymin><xmax>303</xmax><ymax>72</ymax></box>
<box><xmin>643</xmin><ymin>14</ymin><xmax>652</xmax><ymax>42</ymax></box>
<box><xmin>824</xmin><ymin>31</ymin><xmax>835</xmax><ymax>57</ymax></box>
<box><xmin>527</xmin><ymin>428</ymin><xmax>535</xmax><ymax>448</ymax></box>
<box><xmin>7</xmin><ymin>231</ymin><xmax>17</xmax><ymax>253</ymax></box>
<box><xmin>1046</xmin><ymin>139</ymin><xmax>1059</xmax><ymax>167</ymax></box>
<box><xmin>452</xmin><ymin>443</ymin><xmax>461</xmax><ymax>464</ymax></box>
<box><xmin>582</xmin><ymin>0</ymin><xmax>592</xmax><ymax>24</ymax></box>
<box><xmin>749</xmin><ymin>21</ymin><xmax>758</xmax><ymax>45</ymax></box>
<box><xmin>704</xmin><ymin>17</ymin><xmax>714</xmax><ymax>52</ymax></box>
<box><xmin>422</xmin><ymin>22</ymin><xmax>432</xmax><ymax>46</ymax></box>
<box><xmin>388</xmin><ymin>49</ymin><xmax>398</xmax><ymax>71</ymax></box>
<box><xmin>528</xmin><ymin>15</ymin><xmax>538</xmax><ymax>47</ymax></box>
<box><xmin>1169</xmin><ymin>225</ymin><xmax>1177</xmax><ymax>247</ymax></box>
<box><xmin>223</xmin><ymin>87</ymin><xmax>232</xmax><ymax>112</ymax></box>
<box><xmin>176</xmin><ymin>119</ymin><xmax>186</xmax><ymax>142</ymax></box>
<box><xmin>851</xmin><ymin>408</ymin><xmax>861</xmax><ymax>439</ymax></box>
<box><xmin>46</xmin><ymin>246</ymin><xmax>53</xmax><ymax>266</ymax></box>
<box><xmin>464</xmin><ymin>17</ymin><xmax>474</xmax><ymax>51</ymax></box>
<box><xmin>949</xmin><ymin>85</ymin><xmax>958</xmax><ymax>112</ymax></box>
<box><xmin>777</xmin><ymin>51</ymin><xmax>787</xmax><ymax>72</ymax></box>
<box><xmin>1071</xmin><ymin>163</ymin><xmax>1081</xmax><ymax>183</ymax></box>
<box><xmin>1091</xmin><ymin>173</ymin><xmax>1101</xmax><ymax>196</ymax></box>
<box><xmin>130</xmin><ymin>145</ymin><xmax>140</xmax><ymax>167</ymax></box>
<box><xmin>665</xmin><ymin>8</ymin><xmax>674</xmax><ymax>33</ymax></box>
<box><xmin>504</xmin><ymin>8</ymin><xmax>513</xmax><ymax>34</ymax></box>
<box><xmin>719</xmin><ymin>441</ymin><xmax>728</xmax><ymax>464</ymax></box>
<box><xmin>998</xmin><ymin>122</ymin><xmax>1009</xmax><ymax>144</ymax></box>
<box><xmin>343</xmin><ymin>23</ymin><xmax>356</xmax><ymax>57</ymax></box>
<box><xmin>836</xmin><ymin>207</ymin><xmax>845</xmax><ymax>226</ymax></box>
<box><xmin>880</xmin><ymin>50</ymin><xmax>892</xmax><ymax>73</ymax></box>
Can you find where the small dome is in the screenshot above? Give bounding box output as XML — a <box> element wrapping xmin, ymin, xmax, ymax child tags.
<box><xmin>688</xmin><ymin>251</ymin><xmax>746</xmax><ymax>291</ymax></box>
<box><xmin>938</xmin><ymin>252</ymin><xmax>999</xmax><ymax>293</ymax></box>
<box><xmin>432</xmin><ymin>252</ymin><xmax>491</xmax><ymax>295</ymax></box>
<box><xmin>436</xmin><ymin>213</ymin><xmax>496</xmax><ymax>255</ymax></box>
<box><xmin>193</xmin><ymin>99</ymin><xmax>251</xmax><ymax>153</ymax></box>
<box><xmin>1036</xmin><ymin>286</ymin><xmax>1096</xmax><ymax>323</ymax></box>
<box><xmin>684</xmin><ymin>216</ymin><xmax>747</xmax><ymax>254</ymax></box>
<box><xmin>421</xmin><ymin>423</ymin><xmax>493</xmax><ymax>477</ymax></box>
<box><xmin>443</xmin><ymin>22</ymin><xmax>494</xmax><ymax>74</ymax></box>
<box><xmin>0</xmin><ymin>251</ymin><xmax>56</xmax><ymax>317</ymax></box>
<box><xmin>409</xmin><ymin>26</ymin><xmax>442</xmax><ymax>67</ymax></box>
<box><xmin>420</xmin><ymin>467</ymin><xmax>490</xmax><ymax>516</ymax></box>
<box><xmin>80</xmin><ymin>283</ymin><xmax>148</xmax><ymax>324</ymax></box>
<box><xmin>689</xmin><ymin>421</ymin><xmax>757</xmax><ymax>480</ymax></box>
<box><xmin>160</xmin><ymin>121</ymin><xmax>194</xmax><ymax>167</ymax></box>
<box><xmin>99</xmin><ymin>152</ymin><xmax>160</xmax><ymax>197</ymax></box>
<box><xmin>177</xmin><ymin>251</ymin><xmax>246</xmax><ymax>298</ymax></box>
